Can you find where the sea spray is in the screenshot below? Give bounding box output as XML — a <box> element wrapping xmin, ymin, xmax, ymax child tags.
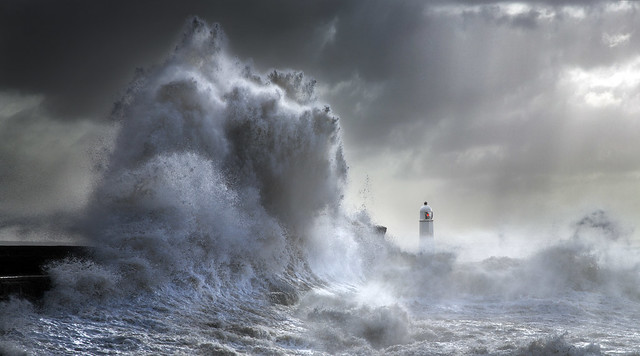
<box><xmin>70</xmin><ymin>18</ymin><xmax>358</xmax><ymax>303</ymax></box>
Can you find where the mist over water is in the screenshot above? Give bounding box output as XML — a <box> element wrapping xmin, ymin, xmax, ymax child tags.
<box><xmin>2</xmin><ymin>19</ymin><xmax>640</xmax><ymax>355</ymax></box>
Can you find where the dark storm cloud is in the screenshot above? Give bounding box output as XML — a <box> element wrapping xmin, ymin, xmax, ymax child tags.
<box><xmin>0</xmin><ymin>1</ymin><xmax>188</xmax><ymax>119</ymax></box>
<box><xmin>0</xmin><ymin>0</ymin><xmax>596</xmax><ymax>126</ymax></box>
<box><xmin>2</xmin><ymin>0</ymin><xmax>629</xmax><ymax>143</ymax></box>
<box><xmin>0</xmin><ymin>0</ymin><xmax>345</xmax><ymax>119</ymax></box>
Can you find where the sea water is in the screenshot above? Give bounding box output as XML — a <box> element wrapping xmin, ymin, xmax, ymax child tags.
<box><xmin>2</xmin><ymin>19</ymin><xmax>640</xmax><ymax>355</ymax></box>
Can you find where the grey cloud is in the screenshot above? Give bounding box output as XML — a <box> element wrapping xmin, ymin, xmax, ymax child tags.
<box><xmin>0</xmin><ymin>1</ymin><xmax>182</xmax><ymax>119</ymax></box>
<box><xmin>331</xmin><ymin>2</ymin><xmax>640</xmax><ymax>158</ymax></box>
<box><xmin>0</xmin><ymin>94</ymin><xmax>111</xmax><ymax>223</ymax></box>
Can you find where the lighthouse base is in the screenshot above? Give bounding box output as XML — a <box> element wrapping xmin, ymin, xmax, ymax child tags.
<box><xmin>419</xmin><ymin>219</ymin><xmax>434</xmax><ymax>252</ymax></box>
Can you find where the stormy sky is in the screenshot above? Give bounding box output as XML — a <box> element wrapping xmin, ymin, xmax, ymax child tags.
<box><xmin>2</xmin><ymin>0</ymin><xmax>640</xmax><ymax>245</ymax></box>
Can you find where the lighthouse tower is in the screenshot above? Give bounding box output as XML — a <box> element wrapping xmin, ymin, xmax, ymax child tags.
<box><xmin>419</xmin><ymin>201</ymin><xmax>434</xmax><ymax>251</ymax></box>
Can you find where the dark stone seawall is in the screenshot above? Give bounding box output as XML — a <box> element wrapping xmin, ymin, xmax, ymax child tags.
<box><xmin>0</xmin><ymin>245</ymin><xmax>90</xmax><ymax>300</ymax></box>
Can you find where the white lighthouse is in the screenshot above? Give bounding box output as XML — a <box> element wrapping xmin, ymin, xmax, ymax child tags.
<box><xmin>419</xmin><ymin>201</ymin><xmax>434</xmax><ymax>251</ymax></box>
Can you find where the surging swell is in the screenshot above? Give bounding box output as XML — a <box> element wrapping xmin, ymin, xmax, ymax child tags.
<box><xmin>46</xmin><ymin>18</ymin><xmax>372</xmax><ymax>307</ymax></box>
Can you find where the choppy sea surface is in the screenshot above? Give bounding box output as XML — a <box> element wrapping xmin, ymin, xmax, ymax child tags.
<box><xmin>2</xmin><ymin>19</ymin><xmax>640</xmax><ymax>356</ymax></box>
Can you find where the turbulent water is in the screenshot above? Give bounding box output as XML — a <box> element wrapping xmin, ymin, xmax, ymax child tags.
<box><xmin>2</xmin><ymin>19</ymin><xmax>640</xmax><ymax>355</ymax></box>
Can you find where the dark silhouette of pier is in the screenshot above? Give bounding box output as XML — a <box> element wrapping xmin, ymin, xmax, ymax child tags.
<box><xmin>0</xmin><ymin>244</ymin><xmax>90</xmax><ymax>300</ymax></box>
